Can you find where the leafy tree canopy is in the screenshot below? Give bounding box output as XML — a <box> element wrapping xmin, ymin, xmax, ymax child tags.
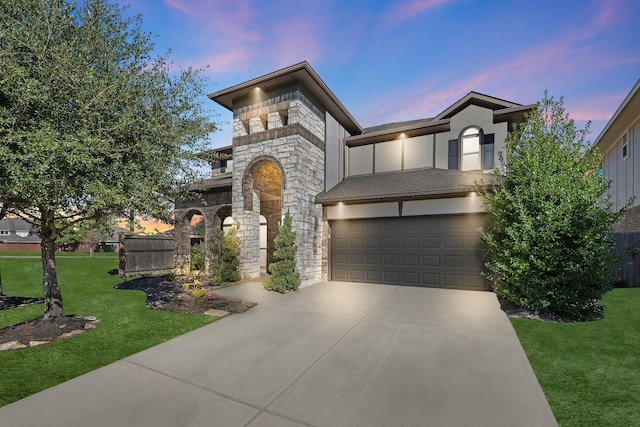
<box><xmin>0</xmin><ymin>0</ymin><xmax>217</xmax><ymax>318</ymax></box>
<box><xmin>478</xmin><ymin>93</ymin><xmax>625</xmax><ymax>320</ymax></box>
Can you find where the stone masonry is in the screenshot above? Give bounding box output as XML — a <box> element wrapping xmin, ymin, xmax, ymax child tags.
<box><xmin>231</xmin><ymin>89</ymin><xmax>325</xmax><ymax>284</ymax></box>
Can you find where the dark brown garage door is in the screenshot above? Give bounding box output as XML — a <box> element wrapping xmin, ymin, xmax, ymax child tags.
<box><xmin>330</xmin><ymin>214</ymin><xmax>488</xmax><ymax>291</ymax></box>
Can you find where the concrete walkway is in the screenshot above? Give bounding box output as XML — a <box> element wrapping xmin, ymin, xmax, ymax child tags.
<box><xmin>0</xmin><ymin>281</ymin><xmax>557</xmax><ymax>426</ymax></box>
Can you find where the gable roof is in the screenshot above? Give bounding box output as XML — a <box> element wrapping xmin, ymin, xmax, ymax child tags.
<box><xmin>346</xmin><ymin>92</ymin><xmax>535</xmax><ymax>147</ymax></box>
<box><xmin>315</xmin><ymin>168</ymin><xmax>491</xmax><ymax>205</ymax></box>
<box><xmin>595</xmin><ymin>79</ymin><xmax>640</xmax><ymax>154</ymax></box>
<box><xmin>435</xmin><ymin>91</ymin><xmax>521</xmax><ymax>120</ymax></box>
<box><xmin>208</xmin><ymin>61</ymin><xmax>362</xmax><ymax>135</ymax></box>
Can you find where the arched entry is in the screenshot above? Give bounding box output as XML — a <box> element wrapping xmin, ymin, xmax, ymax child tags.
<box><xmin>174</xmin><ymin>204</ymin><xmax>231</xmax><ymax>275</ymax></box>
<box><xmin>241</xmin><ymin>157</ymin><xmax>284</xmax><ymax>274</ymax></box>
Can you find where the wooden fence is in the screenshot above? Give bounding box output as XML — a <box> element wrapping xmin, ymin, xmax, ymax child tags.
<box><xmin>613</xmin><ymin>232</ymin><xmax>640</xmax><ymax>287</ymax></box>
<box><xmin>119</xmin><ymin>234</ymin><xmax>175</xmax><ymax>277</ymax></box>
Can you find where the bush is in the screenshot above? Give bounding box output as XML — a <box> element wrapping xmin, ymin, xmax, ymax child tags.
<box><xmin>263</xmin><ymin>213</ymin><xmax>300</xmax><ymax>293</ymax></box>
<box><xmin>478</xmin><ymin>93</ymin><xmax>625</xmax><ymax>320</ymax></box>
<box><xmin>218</xmin><ymin>227</ymin><xmax>240</xmax><ymax>282</ymax></box>
<box><xmin>190</xmin><ymin>243</ymin><xmax>205</xmax><ymax>271</ymax></box>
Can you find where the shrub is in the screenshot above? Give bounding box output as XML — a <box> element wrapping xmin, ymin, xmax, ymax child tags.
<box><xmin>478</xmin><ymin>93</ymin><xmax>626</xmax><ymax>320</ymax></box>
<box><xmin>190</xmin><ymin>243</ymin><xmax>205</xmax><ymax>271</ymax></box>
<box><xmin>191</xmin><ymin>288</ymin><xmax>205</xmax><ymax>298</ymax></box>
<box><xmin>263</xmin><ymin>213</ymin><xmax>300</xmax><ymax>293</ymax></box>
<box><xmin>218</xmin><ymin>227</ymin><xmax>240</xmax><ymax>282</ymax></box>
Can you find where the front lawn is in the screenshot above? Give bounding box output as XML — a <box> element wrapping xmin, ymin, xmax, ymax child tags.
<box><xmin>512</xmin><ymin>288</ymin><xmax>640</xmax><ymax>426</ymax></box>
<box><xmin>0</xmin><ymin>256</ymin><xmax>215</xmax><ymax>407</ymax></box>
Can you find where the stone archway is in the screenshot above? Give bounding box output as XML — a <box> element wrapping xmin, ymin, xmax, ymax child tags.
<box><xmin>239</xmin><ymin>156</ymin><xmax>284</xmax><ymax>275</ymax></box>
<box><xmin>174</xmin><ymin>205</ymin><xmax>231</xmax><ymax>275</ymax></box>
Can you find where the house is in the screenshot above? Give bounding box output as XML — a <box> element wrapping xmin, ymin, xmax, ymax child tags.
<box><xmin>596</xmin><ymin>79</ymin><xmax>640</xmax><ymax>231</ymax></box>
<box><xmin>0</xmin><ymin>217</ymin><xmax>40</xmax><ymax>252</ymax></box>
<box><xmin>174</xmin><ymin>62</ymin><xmax>535</xmax><ymax>290</ymax></box>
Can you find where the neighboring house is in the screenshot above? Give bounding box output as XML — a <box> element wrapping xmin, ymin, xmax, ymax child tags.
<box><xmin>175</xmin><ymin>62</ymin><xmax>534</xmax><ymax>290</ymax></box>
<box><xmin>0</xmin><ymin>217</ymin><xmax>40</xmax><ymax>252</ymax></box>
<box><xmin>596</xmin><ymin>79</ymin><xmax>640</xmax><ymax>232</ymax></box>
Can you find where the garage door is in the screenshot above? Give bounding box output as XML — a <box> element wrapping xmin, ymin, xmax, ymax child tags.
<box><xmin>330</xmin><ymin>214</ymin><xmax>488</xmax><ymax>290</ymax></box>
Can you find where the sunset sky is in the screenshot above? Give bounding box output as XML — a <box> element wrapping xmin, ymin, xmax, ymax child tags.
<box><xmin>114</xmin><ymin>0</ymin><xmax>640</xmax><ymax>148</ymax></box>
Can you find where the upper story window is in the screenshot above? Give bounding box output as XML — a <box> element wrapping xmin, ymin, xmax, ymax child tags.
<box><xmin>0</xmin><ymin>230</ymin><xmax>9</xmax><ymax>235</ymax></box>
<box><xmin>448</xmin><ymin>127</ymin><xmax>495</xmax><ymax>171</ymax></box>
<box><xmin>461</xmin><ymin>127</ymin><xmax>481</xmax><ymax>170</ymax></box>
<box><xmin>622</xmin><ymin>132</ymin><xmax>629</xmax><ymax>160</ymax></box>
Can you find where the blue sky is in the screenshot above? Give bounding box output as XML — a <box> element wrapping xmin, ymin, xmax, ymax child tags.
<box><xmin>114</xmin><ymin>0</ymin><xmax>640</xmax><ymax>149</ymax></box>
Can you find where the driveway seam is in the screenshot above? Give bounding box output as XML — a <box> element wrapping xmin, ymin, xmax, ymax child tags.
<box><xmin>123</xmin><ymin>359</ymin><xmax>316</xmax><ymax>426</ymax></box>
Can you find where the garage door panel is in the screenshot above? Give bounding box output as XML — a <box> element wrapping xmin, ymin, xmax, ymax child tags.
<box><xmin>443</xmin><ymin>236</ymin><xmax>464</xmax><ymax>249</ymax></box>
<box><xmin>383</xmin><ymin>271</ymin><xmax>400</xmax><ymax>283</ymax></box>
<box><xmin>401</xmin><ymin>272</ymin><xmax>420</xmax><ymax>286</ymax></box>
<box><xmin>383</xmin><ymin>254</ymin><xmax>399</xmax><ymax>266</ymax></box>
<box><xmin>334</xmin><ymin>254</ymin><xmax>347</xmax><ymax>264</ymax></box>
<box><xmin>331</xmin><ymin>214</ymin><xmax>488</xmax><ymax>290</ymax></box>
<box><xmin>383</xmin><ymin>237</ymin><xmax>399</xmax><ymax>249</ymax></box>
<box><xmin>444</xmin><ymin>255</ymin><xmax>463</xmax><ymax>268</ymax></box>
<box><xmin>366</xmin><ymin>270</ymin><xmax>381</xmax><ymax>281</ymax></box>
<box><xmin>333</xmin><ymin>268</ymin><xmax>348</xmax><ymax>280</ymax></box>
<box><xmin>422</xmin><ymin>237</ymin><xmax>440</xmax><ymax>249</ymax></box>
<box><xmin>365</xmin><ymin>254</ymin><xmax>380</xmax><ymax>265</ymax></box>
<box><xmin>333</xmin><ymin>238</ymin><xmax>348</xmax><ymax>249</ymax></box>
<box><xmin>402</xmin><ymin>254</ymin><xmax>419</xmax><ymax>266</ymax></box>
<box><xmin>422</xmin><ymin>255</ymin><xmax>440</xmax><ymax>267</ymax></box>
<box><xmin>349</xmin><ymin>269</ymin><xmax>364</xmax><ymax>281</ymax></box>
<box><xmin>349</xmin><ymin>238</ymin><xmax>364</xmax><ymax>249</ymax></box>
<box><xmin>366</xmin><ymin>237</ymin><xmax>381</xmax><ymax>249</ymax></box>
<box><xmin>349</xmin><ymin>254</ymin><xmax>363</xmax><ymax>265</ymax></box>
<box><xmin>402</xmin><ymin>237</ymin><xmax>420</xmax><ymax>249</ymax></box>
<box><xmin>421</xmin><ymin>273</ymin><xmax>440</xmax><ymax>286</ymax></box>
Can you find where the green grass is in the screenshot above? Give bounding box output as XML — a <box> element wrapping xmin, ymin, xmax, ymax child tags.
<box><xmin>0</xmin><ymin>256</ymin><xmax>215</xmax><ymax>407</ymax></box>
<box><xmin>512</xmin><ymin>288</ymin><xmax>640</xmax><ymax>427</ymax></box>
<box><xmin>0</xmin><ymin>251</ymin><xmax>118</xmax><ymax>258</ymax></box>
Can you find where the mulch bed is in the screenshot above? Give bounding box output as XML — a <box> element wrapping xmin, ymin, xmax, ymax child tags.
<box><xmin>0</xmin><ymin>295</ymin><xmax>44</xmax><ymax>311</ymax></box>
<box><xmin>114</xmin><ymin>276</ymin><xmax>257</xmax><ymax>314</ymax></box>
<box><xmin>0</xmin><ymin>276</ymin><xmax>257</xmax><ymax>351</ymax></box>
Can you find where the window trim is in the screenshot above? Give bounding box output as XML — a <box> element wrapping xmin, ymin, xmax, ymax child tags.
<box><xmin>622</xmin><ymin>132</ymin><xmax>630</xmax><ymax>161</ymax></box>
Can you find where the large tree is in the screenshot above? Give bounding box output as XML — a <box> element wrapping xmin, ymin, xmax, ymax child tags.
<box><xmin>478</xmin><ymin>93</ymin><xmax>625</xmax><ymax>320</ymax></box>
<box><xmin>0</xmin><ymin>0</ymin><xmax>216</xmax><ymax>319</ymax></box>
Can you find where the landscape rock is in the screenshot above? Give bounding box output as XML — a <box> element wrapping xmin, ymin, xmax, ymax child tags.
<box><xmin>0</xmin><ymin>341</ymin><xmax>27</xmax><ymax>351</ymax></box>
<box><xmin>204</xmin><ymin>309</ymin><xmax>230</xmax><ymax>318</ymax></box>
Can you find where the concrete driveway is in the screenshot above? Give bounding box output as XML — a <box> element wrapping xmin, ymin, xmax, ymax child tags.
<box><xmin>0</xmin><ymin>281</ymin><xmax>557</xmax><ymax>426</ymax></box>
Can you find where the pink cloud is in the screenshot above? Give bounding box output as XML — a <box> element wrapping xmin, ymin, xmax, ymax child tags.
<box><xmin>383</xmin><ymin>0</ymin><xmax>458</xmax><ymax>26</ymax></box>
<box><xmin>164</xmin><ymin>0</ymin><xmax>194</xmax><ymax>15</ymax></box>
<box><xmin>594</xmin><ymin>0</ymin><xmax>626</xmax><ymax>28</ymax></box>
<box><xmin>272</xmin><ymin>20</ymin><xmax>321</xmax><ymax>67</ymax></box>
<box><xmin>566</xmin><ymin>93</ymin><xmax>629</xmax><ymax>122</ymax></box>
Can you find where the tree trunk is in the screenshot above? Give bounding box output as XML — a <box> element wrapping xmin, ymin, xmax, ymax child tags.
<box><xmin>41</xmin><ymin>235</ymin><xmax>63</xmax><ymax>319</ymax></box>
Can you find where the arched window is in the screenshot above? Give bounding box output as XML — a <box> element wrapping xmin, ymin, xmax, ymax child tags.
<box><xmin>461</xmin><ymin>127</ymin><xmax>482</xmax><ymax>171</ymax></box>
<box><xmin>448</xmin><ymin>127</ymin><xmax>495</xmax><ymax>171</ymax></box>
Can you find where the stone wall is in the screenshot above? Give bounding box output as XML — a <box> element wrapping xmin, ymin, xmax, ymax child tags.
<box><xmin>231</xmin><ymin>88</ymin><xmax>326</xmax><ymax>283</ymax></box>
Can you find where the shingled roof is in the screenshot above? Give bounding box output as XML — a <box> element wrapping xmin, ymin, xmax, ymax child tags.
<box><xmin>316</xmin><ymin>168</ymin><xmax>492</xmax><ymax>205</ymax></box>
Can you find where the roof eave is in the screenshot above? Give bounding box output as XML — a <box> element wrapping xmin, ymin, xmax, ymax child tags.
<box><xmin>595</xmin><ymin>79</ymin><xmax>640</xmax><ymax>154</ymax></box>
<box><xmin>493</xmin><ymin>103</ymin><xmax>537</xmax><ymax>123</ymax></box>
<box><xmin>208</xmin><ymin>61</ymin><xmax>363</xmax><ymax>135</ymax></box>
<box><xmin>316</xmin><ymin>186</ymin><xmax>487</xmax><ymax>206</ymax></box>
<box><xmin>345</xmin><ymin>119</ymin><xmax>450</xmax><ymax>147</ymax></box>
<box><xmin>435</xmin><ymin>92</ymin><xmax>523</xmax><ymax>120</ymax></box>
